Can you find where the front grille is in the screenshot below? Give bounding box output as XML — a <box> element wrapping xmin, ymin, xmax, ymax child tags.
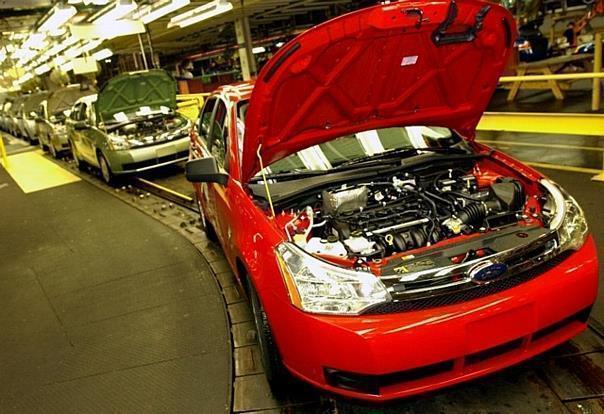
<box><xmin>365</xmin><ymin>252</ymin><xmax>571</xmax><ymax>314</ymax></box>
<box><xmin>122</xmin><ymin>150</ymin><xmax>189</xmax><ymax>171</ymax></box>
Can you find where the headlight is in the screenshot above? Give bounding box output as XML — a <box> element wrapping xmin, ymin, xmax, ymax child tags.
<box><xmin>276</xmin><ymin>242</ymin><xmax>391</xmax><ymax>315</ymax></box>
<box><xmin>541</xmin><ymin>179</ymin><xmax>588</xmax><ymax>252</ymax></box>
<box><xmin>107</xmin><ymin>135</ymin><xmax>131</xmax><ymax>150</ymax></box>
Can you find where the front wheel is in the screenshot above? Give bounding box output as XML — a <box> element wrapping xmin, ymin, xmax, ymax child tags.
<box><xmin>196</xmin><ymin>195</ymin><xmax>218</xmax><ymax>242</ymax></box>
<box><xmin>69</xmin><ymin>141</ymin><xmax>86</xmax><ymax>171</ymax></box>
<box><xmin>98</xmin><ymin>153</ymin><xmax>116</xmax><ymax>186</ymax></box>
<box><xmin>247</xmin><ymin>278</ymin><xmax>289</xmax><ymax>396</ymax></box>
<box><xmin>49</xmin><ymin>142</ymin><xmax>58</xmax><ymax>159</ymax></box>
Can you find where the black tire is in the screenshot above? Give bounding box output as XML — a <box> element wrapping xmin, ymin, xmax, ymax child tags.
<box><xmin>98</xmin><ymin>153</ymin><xmax>117</xmax><ymax>186</ymax></box>
<box><xmin>247</xmin><ymin>277</ymin><xmax>289</xmax><ymax>397</ymax></box>
<box><xmin>49</xmin><ymin>142</ymin><xmax>58</xmax><ymax>159</ymax></box>
<box><xmin>196</xmin><ymin>196</ymin><xmax>218</xmax><ymax>242</ymax></box>
<box><xmin>69</xmin><ymin>141</ymin><xmax>86</xmax><ymax>171</ymax></box>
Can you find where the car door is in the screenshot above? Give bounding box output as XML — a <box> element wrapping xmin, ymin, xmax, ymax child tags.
<box><xmin>68</xmin><ymin>102</ymin><xmax>84</xmax><ymax>153</ymax></box>
<box><xmin>192</xmin><ymin>97</ymin><xmax>217</xmax><ymax>221</ymax></box>
<box><xmin>205</xmin><ymin>98</ymin><xmax>236</xmax><ymax>256</ymax></box>
<box><xmin>76</xmin><ymin>102</ymin><xmax>97</xmax><ymax>164</ymax></box>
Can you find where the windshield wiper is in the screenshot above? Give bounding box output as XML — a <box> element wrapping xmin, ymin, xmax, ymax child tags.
<box><xmin>335</xmin><ymin>147</ymin><xmax>468</xmax><ymax>168</ymax></box>
<box><xmin>248</xmin><ymin>163</ymin><xmax>391</xmax><ymax>183</ymax></box>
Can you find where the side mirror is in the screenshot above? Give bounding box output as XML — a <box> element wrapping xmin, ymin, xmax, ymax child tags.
<box><xmin>186</xmin><ymin>156</ymin><xmax>228</xmax><ymax>185</ymax></box>
<box><xmin>73</xmin><ymin>121</ymin><xmax>88</xmax><ymax>130</ymax></box>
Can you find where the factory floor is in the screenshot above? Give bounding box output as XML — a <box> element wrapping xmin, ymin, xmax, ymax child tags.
<box><xmin>0</xmin><ymin>155</ymin><xmax>231</xmax><ymax>413</ymax></box>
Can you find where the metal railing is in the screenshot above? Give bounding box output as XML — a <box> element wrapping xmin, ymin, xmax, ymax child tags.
<box><xmin>498</xmin><ymin>32</ymin><xmax>603</xmax><ymax>110</ymax></box>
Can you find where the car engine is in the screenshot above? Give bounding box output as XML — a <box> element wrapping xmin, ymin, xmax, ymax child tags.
<box><xmin>285</xmin><ymin>168</ymin><xmax>528</xmax><ymax>260</ymax></box>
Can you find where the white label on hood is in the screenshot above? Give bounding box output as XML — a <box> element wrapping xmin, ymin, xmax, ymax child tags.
<box><xmin>401</xmin><ymin>55</ymin><xmax>418</xmax><ymax>66</ymax></box>
<box><xmin>113</xmin><ymin>112</ymin><xmax>128</xmax><ymax>122</ymax></box>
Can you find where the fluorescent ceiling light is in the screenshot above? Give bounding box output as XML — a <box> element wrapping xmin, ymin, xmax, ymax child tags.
<box><xmin>65</xmin><ymin>39</ymin><xmax>103</xmax><ymax>59</ymax></box>
<box><xmin>34</xmin><ymin>64</ymin><xmax>51</xmax><ymax>75</ymax></box>
<box><xmin>252</xmin><ymin>46</ymin><xmax>266</xmax><ymax>54</ymax></box>
<box><xmin>20</xmin><ymin>73</ymin><xmax>34</xmax><ymax>83</ymax></box>
<box><xmin>61</xmin><ymin>61</ymin><xmax>74</xmax><ymax>72</ymax></box>
<box><xmin>168</xmin><ymin>0</ymin><xmax>232</xmax><ymax>28</ymax></box>
<box><xmin>39</xmin><ymin>5</ymin><xmax>77</xmax><ymax>33</ymax></box>
<box><xmin>47</xmin><ymin>35</ymin><xmax>78</xmax><ymax>56</ymax></box>
<box><xmin>92</xmin><ymin>48</ymin><xmax>113</xmax><ymax>60</ymax></box>
<box><xmin>94</xmin><ymin>0</ymin><xmax>138</xmax><ymax>25</ymax></box>
<box><xmin>137</xmin><ymin>0</ymin><xmax>190</xmax><ymax>24</ymax></box>
<box><xmin>22</xmin><ymin>33</ymin><xmax>47</xmax><ymax>50</ymax></box>
<box><xmin>275</xmin><ymin>41</ymin><xmax>285</xmax><ymax>48</ymax></box>
<box><xmin>71</xmin><ymin>19</ymin><xmax>144</xmax><ymax>40</ymax></box>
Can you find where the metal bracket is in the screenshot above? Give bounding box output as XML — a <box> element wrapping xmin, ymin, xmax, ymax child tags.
<box><xmin>432</xmin><ymin>0</ymin><xmax>491</xmax><ymax>46</ymax></box>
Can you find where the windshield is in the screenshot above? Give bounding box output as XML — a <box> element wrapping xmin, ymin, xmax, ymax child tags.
<box><xmin>258</xmin><ymin>126</ymin><xmax>463</xmax><ymax>176</ymax></box>
<box><xmin>48</xmin><ymin>87</ymin><xmax>95</xmax><ymax>116</ymax></box>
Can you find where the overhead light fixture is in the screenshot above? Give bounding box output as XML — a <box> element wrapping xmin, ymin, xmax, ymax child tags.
<box><xmin>168</xmin><ymin>0</ymin><xmax>232</xmax><ymax>28</ymax></box>
<box><xmin>38</xmin><ymin>4</ymin><xmax>77</xmax><ymax>33</ymax></box>
<box><xmin>252</xmin><ymin>46</ymin><xmax>266</xmax><ymax>54</ymax></box>
<box><xmin>47</xmin><ymin>35</ymin><xmax>78</xmax><ymax>56</ymax></box>
<box><xmin>35</xmin><ymin>64</ymin><xmax>51</xmax><ymax>75</ymax></box>
<box><xmin>92</xmin><ymin>48</ymin><xmax>113</xmax><ymax>60</ymax></box>
<box><xmin>22</xmin><ymin>33</ymin><xmax>47</xmax><ymax>50</ymax></box>
<box><xmin>94</xmin><ymin>0</ymin><xmax>138</xmax><ymax>25</ymax></box>
<box><xmin>275</xmin><ymin>41</ymin><xmax>285</xmax><ymax>48</ymax></box>
<box><xmin>19</xmin><ymin>73</ymin><xmax>34</xmax><ymax>84</ymax></box>
<box><xmin>136</xmin><ymin>0</ymin><xmax>190</xmax><ymax>24</ymax></box>
<box><xmin>65</xmin><ymin>39</ymin><xmax>103</xmax><ymax>59</ymax></box>
<box><xmin>71</xmin><ymin>19</ymin><xmax>144</xmax><ymax>40</ymax></box>
<box><xmin>61</xmin><ymin>61</ymin><xmax>74</xmax><ymax>72</ymax></box>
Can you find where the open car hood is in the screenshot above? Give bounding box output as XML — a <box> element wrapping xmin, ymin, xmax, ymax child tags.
<box><xmin>241</xmin><ymin>0</ymin><xmax>515</xmax><ymax>182</ymax></box>
<box><xmin>96</xmin><ymin>69</ymin><xmax>176</xmax><ymax>123</ymax></box>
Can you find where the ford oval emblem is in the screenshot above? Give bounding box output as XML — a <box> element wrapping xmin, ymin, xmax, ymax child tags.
<box><xmin>469</xmin><ymin>261</ymin><xmax>508</xmax><ymax>284</ymax></box>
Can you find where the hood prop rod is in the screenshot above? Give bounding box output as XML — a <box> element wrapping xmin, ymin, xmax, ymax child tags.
<box><xmin>257</xmin><ymin>145</ymin><xmax>276</xmax><ymax>219</ymax></box>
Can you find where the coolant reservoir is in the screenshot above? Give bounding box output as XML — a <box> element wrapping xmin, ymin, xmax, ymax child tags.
<box><xmin>306</xmin><ymin>237</ymin><xmax>347</xmax><ymax>257</ymax></box>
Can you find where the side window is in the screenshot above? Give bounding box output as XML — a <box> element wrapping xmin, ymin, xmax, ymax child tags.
<box><xmin>198</xmin><ymin>98</ymin><xmax>216</xmax><ymax>142</ymax></box>
<box><xmin>208</xmin><ymin>100</ymin><xmax>228</xmax><ymax>169</ymax></box>
<box><xmin>86</xmin><ymin>103</ymin><xmax>96</xmax><ymax>125</ymax></box>
<box><xmin>70</xmin><ymin>103</ymin><xmax>82</xmax><ymax>121</ymax></box>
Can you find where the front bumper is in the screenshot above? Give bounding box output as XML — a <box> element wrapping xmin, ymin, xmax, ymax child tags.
<box><xmin>105</xmin><ymin>138</ymin><xmax>190</xmax><ymax>175</ymax></box>
<box><xmin>269</xmin><ymin>236</ymin><xmax>599</xmax><ymax>401</ymax></box>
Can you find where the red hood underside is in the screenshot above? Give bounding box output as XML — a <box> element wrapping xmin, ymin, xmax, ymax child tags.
<box><xmin>242</xmin><ymin>0</ymin><xmax>516</xmax><ymax>182</ymax></box>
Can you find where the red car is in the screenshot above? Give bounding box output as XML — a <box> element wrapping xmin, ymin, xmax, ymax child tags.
<box><xmin>186</xmin><ymin>0</ymin><xmax>598</xmax><ymax>401</ymax></box>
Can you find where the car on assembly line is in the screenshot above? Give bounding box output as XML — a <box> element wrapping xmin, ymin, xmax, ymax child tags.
<box><xmin>20</xmin><ymin>91</ymin><xmax>50</xmax><ymax>143</ymax></box>
<box><xmin>186</xmin><ymin>0</ymin><xmax>598</xmax><ymax>402</ymax></box>
<box><xmin>7</xmin><ymin>95</ymin><xmax>25</xmax><ymax>138</ymax></box>
<box><xmin>66</xmin><ymin>69</ymin><xmax>191</xmax><ymax>184</ymax></box>
<box><xmin>0</xmin><ymin>96</ymin><xmax>14</xmax><ymax>132</ymax></box>
<box><xmin>36</xmin><ymin>84</ymin><xmax>96</xmax><ymax>158</ymax></box>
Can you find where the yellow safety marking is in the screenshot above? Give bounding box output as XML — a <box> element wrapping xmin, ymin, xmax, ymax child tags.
<box><xmin>499</xmin><ymin>72</ymin><xmax>604</xmax><ymax>82</ymax></box>
<box><xmin>525</xmin><ymin>161</ymin><xmax>602</xmax><ymax>175</ymax></box>
<box><xmin>478</xmin><ymin>139</ymin><xmax>604</xmax><ymax>152</ymax></box>
<box><xmin>0</xmin><ymin>136</ymin><xmax>8</xmax><ymax>168</ymax></box>
<box><xmin>5</xmin><ymin>150</ymin><xmax>80</xmax><ymax>193</ymax></box>
<box><xmin>478</xmin><ymin>112</ymin><xmax>604</xmax><ymax>137</ymax></box>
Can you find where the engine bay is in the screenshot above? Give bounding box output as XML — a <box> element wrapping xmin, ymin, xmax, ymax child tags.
<box><xmin>276</xmin><ymin>159</ymin><xmax>544</xmax><ymax>263</ymax></box>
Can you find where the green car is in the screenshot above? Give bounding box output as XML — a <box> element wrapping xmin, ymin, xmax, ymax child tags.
<box><xmin>66</xmin><ymin>70</ymin><xmax>191</xmax><ymax>185</ymax></box>
<box><xmin>37</xmin><ymin>84</ymin><xmax>96</xmax><ymax>158</ymax></box>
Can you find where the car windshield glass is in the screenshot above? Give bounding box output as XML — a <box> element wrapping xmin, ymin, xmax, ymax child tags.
<box><xmin>48</xmin><ymin>87</ymin><xmax>94</xmax><ymax>115</ymax></box>
<box><xmin>256</xmin><ymin>126</ymin><xmax>462</xmax><ymax>176</ymax></box>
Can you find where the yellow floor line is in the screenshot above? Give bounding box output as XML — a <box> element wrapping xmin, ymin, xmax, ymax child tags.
<box><xmin>4</xmin><ymin>150</ymin><xmax>80</xmax><ymax>193</ymax></box>
<box><xmin>479</xmin><ymin>139</ymin><xmax>604</xmax><ymax>152</ymax></box>
<box><xmin>525</xmin><ymin>161</ymin><xmax>602</xmax><ymax>175</ymax></box>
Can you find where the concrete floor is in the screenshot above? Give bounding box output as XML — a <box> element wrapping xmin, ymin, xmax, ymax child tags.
<box><xmin>0</xmin><ymin>164</ymin><xmax>231</xmax><ymax>413</ymax></box>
